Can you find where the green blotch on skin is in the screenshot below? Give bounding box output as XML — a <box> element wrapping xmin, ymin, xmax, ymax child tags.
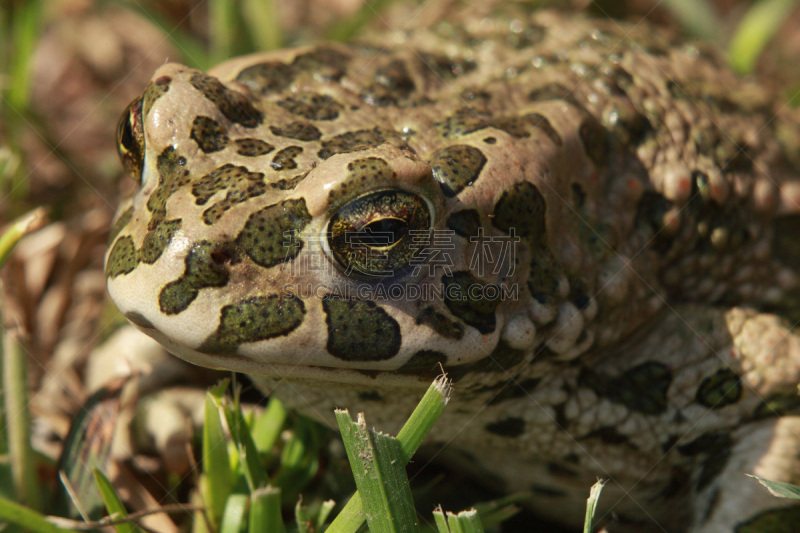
<box><xmin>442</xmin><ymin>271</ymin><xmax>501</xmax><ymax>334</ymax></box>
<box><xmin>489</xmin><ymin>116</ymin><xmax>535</xmax><ymax>139</ymax></box>
<box><xmin>270</xmin><ymin>172</ymin><xmax>307</xmax><ymax>191</ymax></box>
<box><xmin>526</xmin><ymin>113</ymin><xmax>563</xmax><ymax>146</ymax></box>
<box><xmin>317</xmin><ymin>127</ymin><xmax>408</xmax><ymax>160</ymax></box>
<box><xmin>271</xmin><ymin>146</ymin><xmax>303</xmax><ymax>171</ymax></box>
<box><xmin>190</xmin><ymin>72</ymin><xmax>262</xmax><ymax>128</ymax></box>
<box><xmin>292</xmin><ymin>45</ymin><xmax>350</xmax><ymax>81</ymax></box>
<box><xmin>328</xmin><ymin>156</ymin><xmax>393</xmax><ymax>204</ymax></box>
<box><xmin>492</xmin><ymin>180</ymin><xmax>546</xmax><ymax>243</ymax></box>
<box><xmin>415</xmin><ymin>305</ymin><xmax>464</xmax><ymax>340</ymax></box>
<box><xmin>140</xmin><ymin>219</ymin><xmax>182</xmax><ymax>264</ymax></box>
<box><xmin>323</xmin><ymin>295</ymin><xmax>401</xmax><ymax>361</ymax></box>
<box><xmin>159</xmin><ymin>282</ymin><xmax>201</xmax><ymax>316</ymax></box>
<box><xmin>436</xmin><ymin>107</ymin><xmax>562</xmax><ymax>145</ymax></box>
<box><xmin>676</xmin><ymin>432</ymin><xmax>733</xmax><ymax>490</ymax></box>
<box><xmin>527</xmin><ymin>249</ymin><xmax>562</xmax><ymax>306</ymax></box>
<box><xmin>108</xmin><ymin>207</ymin><xmax>133</xmax><ymax>244</ymax></box>
<box><xmin>430</xmin><ymin>145</ymin><xmax>486</xmax><ymax>197</ymax></box>
<box><xmin>291</xmin><ymin>47</ymin><xmax>351</xmax><ymax>81</ymax></box>
<box><xmin>235</xmin><ymin>138</ymin><xmax>274</xmax><ymax>156</ymax></box>
<box><xmin>190</xmin><ymin>164</ymin><xmax>270</xmax><ymax>225</ymax></box>
<box><xmin>106</xmin><ymin>219</ymin><xmax>181</xmax><ymax>279</ymax></box>
<box><xmin>735</xmin><ymin>506</ymin><xmax>800</xmax><ymax>533</ymax></box>
<box><xmin>362</xmin><ymin>59</ymin><xmax>415</xmax><ymax>106</ymax></box>
<box><xmin>236</xmin><ymin>198</ymin><xmax>312</xmax><ymax>268</ymax></box>
<box><xmin>753</xmin><ymin>392</ymin><xmax>800</xmax><ymax>420</ymax></box>
<box><xmin>192</xmin><ymin>164</ymin><xmax>264</xmax><ymax>205</ymax></box>
<box><xmin>105</xmin><ymin>236</ymin><xmax>138</xmax><ymax>278</ymax></box>
<box><xmin>236</xmin><ymin>61</ymin><xmax>295</xmax><ymax>95</ymax></box>
<box><xmin>142</xmin><ymin>75</ymin><xmax>171</xmax><ymax>117</ymax></box>
<box><xmin>579</xmin><ymin>361</ymin><xmax>673</xmax><ymax>415</ymax></box>
<box><xmin>269</xmin><ymin>122</ymin><xmax>322</xmax><ymax>141</ymax></box>
<box><xmin>435</xmin><ymin>107</ymin><xmax>487</xmax><ymax>138</ymax></box>
<box><xmin>158</xmin><ymin>241</ymin><xmax>233</xmax><ymax>315</ymax></box>
<box><xmin>200</xmin><ymin>294</ymin><xmax>305</xmax><ymax>354</ymax></box>
<box><xmin>446</xmin><ymin>209</ymin><xmax>481</xmax><ymax>239</ymax></box>
<box><xmin>190</xmin><ymin>116</ymin><xmax>229</xmax><ymax>153</ymax></box>
<box><xmin>698</xmin><ymin>444</ymin><xmax>733</xmax><ymax>491</ymax></box>
<box><xmin>147</xmin><ymin>147</ymin><xmax>192</xmax><ymax>229</ymax></box>
<box><xmin>695</xmin><ymin>368</ymin><xmax>742</xmax><ymax>408</ymax></box>
<box><xmin>278</xmin><ymin>92</ymin><xmax>342</xmax><ymax>120</ymax></box>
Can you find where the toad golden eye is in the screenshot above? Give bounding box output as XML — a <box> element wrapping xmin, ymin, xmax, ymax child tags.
<box><xmin>116</xmin><ymin>96</ymin><xmax>145</xmax><ymax>183</ymax></box>
<box><xmin>327</xmin><ymin>189</ymin><xmax>432</xmax><ymax>280</ymax></box>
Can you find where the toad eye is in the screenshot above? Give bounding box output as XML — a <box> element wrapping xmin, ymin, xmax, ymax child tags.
<box><xmin>327</xmin><ymin>189</ymin><xmax>432</xmax><ymax>280</ymax></box>
<box><xmin>116</xmin><ymin>96</ymin><xmax>145</xmax><ymax>183</ymax></box>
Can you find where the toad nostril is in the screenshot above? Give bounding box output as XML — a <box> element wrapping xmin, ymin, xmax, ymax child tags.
<box><xmin>211</xmin><ymin>251</ymin><xmax>232</xmax><ymax>264</ymax></box>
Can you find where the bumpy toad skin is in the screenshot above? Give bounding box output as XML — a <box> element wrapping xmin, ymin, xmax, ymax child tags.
<box><xmin>106</xmin><ymin>9</ymin><xmax>800</xmax><ymax>532</ymax></box>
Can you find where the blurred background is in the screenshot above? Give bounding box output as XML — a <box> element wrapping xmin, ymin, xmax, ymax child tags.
<box><xmin>0</xmin><ymin>0</ymin><xmax>798</xmax><ymax>531</ymax></box>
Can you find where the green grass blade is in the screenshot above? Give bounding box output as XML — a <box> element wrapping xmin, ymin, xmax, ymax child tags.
<box><xmin>295</xmin><ymin>498</ymin><xmax>310</xmax><ymax>533</ymax></box>
<box><xmin>250</xmin><ymin>398</ymin><xmax>287</xmax><ymax>456</ymax></box>
<box><xmin>190</xmin><ymin>488</ymin><xmax>212</xmax><ymax>533</ymax></box>
<box><xmin>219</xmin><ymin>493</ymin><xmax>248</xmax><ymax>533</ymax></box>
<box><xmin>0</xmin><ymin>208</ymin><xmax>46</xmax><ymax>271</ymax></box>
<box><xmin>241</xmin><ymin>0</ymin><xmax>282</xmax><ymax>50</ymax></box>
<box><xmin>747</xmin><ymin>474</ymin><xmax>800</xmax><ymax>500</ymax></box>
<box><xmin>728</xmin><ymin>0</ymin><xmax>800</xmax><ymax>74</ymax></box>
<box><xmin>584</xmin><ymin>480</ymin><xmax>607</xmax><ymax>533</ymax></box>
<box><xmin>327</xmin><ymin>492</ymin><xmax>364</xmax><ymax>533</ymax></box>
<box><xmin>7</xmin><ymin>0</ymin><xmax>42</xmax><ymax>111</ymax></box>
<box><xmin>315</xmin><ymin>499</ymin><xmax>336</xmax><ymax>530</ymax></box>
<box><xmin>335</xmin><ymin>410</ymin><xmax>419</xmax><ymax>533</ymax></box>
<box><xmin>202</xmin><ymin>392</ymin><xmax>235</xmax><ymax>530</ymax></box>
<box><xmin>58</xmin><ymin>474</ymin><xmax>90</xmax><ymax>522</ymax></box>
<box><xmin>272</xmin><ymin>417</ymin><xmax>320</xmax><ymax>501</ymax></box>
<box><xmin>209</xmin><ymin>379</ymin><xmax>231</xmax><ymax>401</ymax></box>
<box><xmin>433</xmin><ymin>506</ymin><xmax>449</xmax><ymax>533</ymax></box>
<box><xmin>393</xmin><ymin>375</ymin><xmax>451</xmax><ymax>463</ymax></box>
<box><xmin>249</xmin><ymin>486</ymin><xmax>283</xmax><ymax>533</ymax></box>
<box><xmin>472</xmin><ymin>492</ymin><xmax>528</xmax><ymax>529</ymax></box>
<box><xmin>2</xmin><ymin>329</ymin><xmax>41</xmax><ymax>511</ymax></box>
<box><xmin>92</xmin><ymin>468</ymin><xmax>141</xmax><ymax>533</ymax></box>
<box><xmin>229</xmin><ymin>402</ymin><xmax>269</xmax><ymax>492</ymax></box>
<box><xmin>0</xmin><ymin>496</ymin><xmax>73</xmax><ymax>533</ymax></box>
<box><xmin>660</xmin><ymin>0</ymin><xmax>722</xmax><ymax>39</ymax></box>
<box><xmin>452</xmin><ymin>510</ymin><xmax>483</xmax><ymax>533</ymax></box>
<box><xmin>209</xmin><ymin>0</ymin><xmax>237</xmax><ymax>64</ymax></box>
<box><xmin>55</xmin><ymin>379</ymin><xmax>125</xmax><ymax>519</ymax></box>
<box><xmin>327</xmin><ymin>375</ymin><xmax>451</xmax><ymax>532</ymax></box>
<box><xmin>445</xmin><ymin>512</ymin><xmax>464</xmax><ymax>533</ymax></box>
<box><xmin>326</xmin><ymin>0</ymin><xmax>398</xmax><ymax>42</ymax></box>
